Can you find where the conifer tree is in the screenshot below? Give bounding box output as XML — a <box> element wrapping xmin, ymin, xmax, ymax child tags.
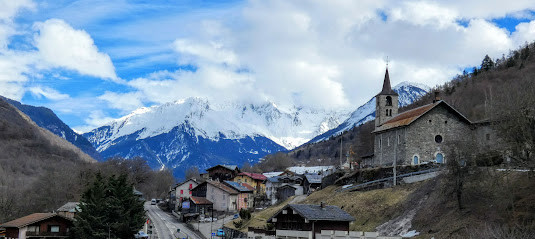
<box><xmin>72</xmin><ymin>172</ymin><xmax>145</xmax><ymax>239</ymax></box>
<box><xmin>481</xmin><ymin>54</ymin><xmax>494</xmax><ymax>71</ymax></box>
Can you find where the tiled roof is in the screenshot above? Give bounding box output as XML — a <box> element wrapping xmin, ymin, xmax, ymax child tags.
<box><xmin>207</xmin><ymin>180</ymin><xmax>239</xmax><ymax>194</ymax></box>
<box><xmin>305</xmin><ymin>174</ymin><xmax>322</xmax><ymax>184</ymax></box>
<box><xmin>206</xmin><ymin>164</ymin><xmax>239</xmax><ymax>172</ymax></box>
<box><xmin>238</xmin><ymin>172</ymin><xmax>267</xmax><ymax>181</ymax></box>
<box><xmin>241</xmin><ymin>183</ymin><xmax>255</xmax><ymax>191</ymax></box>
<box><xmin>57</xmin><ymin>202</ymin><xmax>80</xmax><ymax>213</ymax></box>
<box><xmin>224</xmin><ymin>181</ymin><xmax>253</xmax><ymax>192</ymax></box>
<box><xmin>373</xmin><ymin>101</ymin><xmax>471</xmax><ymax>133</ymax></box>
<box><xmin>1</xmin><ymin>213</ymin><xmax>72</xmax><ymax>228</ymax></box>
<box><xmin>190</xmin><ymin>196</ymin><xmax>213</xmax><ymax>205</ymax></box>
<box><xmin>269</xmin><ymin>204</ymin><xmax>355</xmax><ymax>222</ymax></box>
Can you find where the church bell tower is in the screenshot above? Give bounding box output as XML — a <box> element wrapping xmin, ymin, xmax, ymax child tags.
<box><xmin>375</xmin><ymin>68</ymin><xmax>399</xmax><ymax>127</ymax></box>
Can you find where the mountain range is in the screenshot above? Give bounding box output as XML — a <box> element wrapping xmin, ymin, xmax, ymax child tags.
<box><xmin>83</xmin><ymin>82</ymin><xmax>429</xmax><ymax>178</ymax></box>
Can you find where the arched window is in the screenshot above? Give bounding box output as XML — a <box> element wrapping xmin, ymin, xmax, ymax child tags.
<box><xmin>435</xmin><ymin>135</ymin><xmax>443</xmax><ymax>143</ymax></box>
<box><xmin>436</xmin><ymin>153</ymin><xmax>444</xmax><ymax>164</ymax></box>
<box><xmin>386</xmin><ymin>96</ymin><xmax>392</xmax><ymax>106</ymax></box>
<box><xmin>413</xmin><ymin>155</ymin><xmax>419</xmax><ymax>165</ymax></box>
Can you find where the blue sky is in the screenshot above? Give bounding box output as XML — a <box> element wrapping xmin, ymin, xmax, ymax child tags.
<box><xmin>1</xmin><ymin>0</ymin><xmax>535</xmax><ymax>132</ymax></box>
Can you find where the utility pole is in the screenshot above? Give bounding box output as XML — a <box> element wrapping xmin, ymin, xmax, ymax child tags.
<box><xmin>393</xmin><ymin>132</ymin><xmax>397</xmax><ymax>187</ymax></box>
<box><xmin>340</xmin><ymin>135</ymin><xmax>343</xmax><ymax>168</ymax></box>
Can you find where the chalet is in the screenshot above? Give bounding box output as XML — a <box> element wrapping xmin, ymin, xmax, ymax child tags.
<box><xmin>223</xmin><ymin>181</ymin><xmax>254</xmax><ymax>210</ymax></box>
<box><xmin>0</xmin><ymin>213</ymin><xmax>73</xmax><ymax>239</ymax></box>
<box><xmin>174</xmin><ymin>178</ymin><xmax>200</xmax><ymax>211</ymax></box>
<box><xmin>267</xmin><ymin>203</ymin><xmax>355</xmax><ymax>239</ymax></box>
<box><xmin>205</xmin><ymin>165</ymin><xmax>240</xmax><ymax>181</ymax></box>
<box><xmin>191</xmin><ymin>180</ymin><xmax>239</xmax><ymax>212</ymax></box>
<box><xmin>233</xmin><ymin>172</ymin><xmax>267</xmax><ymax>194</ymax></box>
<box><xmin>303</xmin><ymin>174</ymin><xmax>322</xmax><ymax>194</ymax></box>
<box><xmin>56</xmin><ymin>202</ymin><xmax>80</xmax><ymax>219</ymax></box>
<box><xmin>266</xmin><ymin>175</ymin><xmax>304</xmax><ymax>205</ymax></box>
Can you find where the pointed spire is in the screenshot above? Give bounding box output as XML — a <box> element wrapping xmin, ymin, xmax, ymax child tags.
<box><xmin>378</xmin><ymin>67</ymin><xmax>398</xmax><ymax>96</ymax></box>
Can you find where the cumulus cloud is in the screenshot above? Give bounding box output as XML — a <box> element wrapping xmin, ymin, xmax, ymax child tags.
<box><xmin>101</xmin><ymin>0</ymin><xmax>535</xmax><ymax>114</ymax></box>
<box><xmin>34</xmin><ymin>19</ymin><xmax>119</xmax><ymax>81</ymax></box>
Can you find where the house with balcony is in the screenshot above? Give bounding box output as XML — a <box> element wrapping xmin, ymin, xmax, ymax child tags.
<box><xmin>223</xmin><ymin>181</ymin><xmax>254</xmax><ymax>210</ymax></box>
<box><xmin>267</xmin><ymin>203</ymin><xmax>355</xmax><ymax>239</ymax></box>
<box><xmin>0</xmin><ymin>213</ymin><xmax>73</xmax><ymax>239</ymax></box>
<box><xmin>233</xmin><ymin>172</ymin><xmax>267</xmax><ymax>194</ymax></box>
<box><xmin>265</xmin><ymin>175</ymin><xmax>304</xmax><ymax>205</ymax></box>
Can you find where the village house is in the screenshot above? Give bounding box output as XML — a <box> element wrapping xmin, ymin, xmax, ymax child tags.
<box><xmin>303</xmin><ymin>174</ymin><xmax>322</xmax><ymax>194</ymax></box>
<box><xmin>233</xmin><ymin>172</ymin><xmax>267</xmax><ymax>194</ymax></box>
<box><xmin>0</xmin><ymin>213</ymin><xmax>73</xmax><ymax>239</ymax></box>
<box><xmin>267</xmin><ymin>203</ymin><xmax>355</xmax><ymax>239</ymax></box>
<box><xmin>370</xmin><ymin>68</ymin><xmax>499</xmax><ymax>167</ymax></box>
<box><xmin>174</xmin><ymin>178</ymin><xmax>200</xmax><ymax>211</ymax></box>
<box><xmin>191</xmin><ymin>180</ymin><xmax>239</xmax><ymax>212</ymax></box>
<box><xmin>205</xmin><ymin>165</ymin><xmax>240</xmax><ymax>181</ymax></box>
<box><xmin>266</xmin><ymin>175</ymin><xmax>304</xmax><ymax>205</ymax></box>
<box><xmin>223</xmin><ymin>181</ymin><xmax>254</xmax><ymax>210</ymax></box>
<box><xmin>180</xmin><ymin>196</ymin><xmax>213</xmax><ymax>222</ymax></box>
<box><xmin>56</xmin><ymin>202</ymin><xmax>80</xmax><ymax>219</ymax></box>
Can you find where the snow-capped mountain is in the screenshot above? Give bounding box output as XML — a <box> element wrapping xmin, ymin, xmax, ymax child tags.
<box><xmin>83</xmin><ymin>81</ymin><xmax>428</xmax><ymax>179</ymax></box>
<box><xmin>308</xmin><ymin>82</ymin><xmax>430</xmax><ymax>143</ymax></box>
<box><xmin>83</xmin><ymin>98</ymin><xmax>351</xmax><ymax>178</ymax></box>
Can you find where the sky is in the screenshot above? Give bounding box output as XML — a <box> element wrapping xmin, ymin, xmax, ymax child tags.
<box><xmin>1</xmin><ymin>0</ymin><xmax>535</xmax><ymax>132</ymax></box>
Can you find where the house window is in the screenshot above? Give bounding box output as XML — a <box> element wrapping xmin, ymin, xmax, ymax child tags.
<box><xmin>387</xmin><ymin>137</ymin><xmax>390</xmax><ymax>146</ymax></box>
<box><xmin>28</xmin><ymin>226</ymin><xmax>39</xmax><ymax>232</ymax></box>
<box><xmin>413</xmin><ymin>155</ymin><xmax>419</xmax><ymax>165</ymax></box>
<box><xmin>180</xmin><ymin>190</ymin><xmax>183</xmax><ymax>195</ymax></box>
<box><xmin>386</xmin><ymin>109</ymin><xmax>389</xmax><ymax>116</ymax></box>
<box><xmin>386</xmin><ymin>96</ymin><xmax>392</xmax><ymax>106</ymax></box>
<box><xmin>398</xmin><ymin>135</ymin><xmax>401</xmax><ymax>144</ymax></box>
<box><xmin>435</xmin><ymin>135</ymin><xmax>443</xmax><ymax>143</ymax></box>
<box><xmin>189</xmin><ymin>184</ymin><xmax>192</xmax><ymax>189</ymax></box>
<box><xmin>48</xmin><ymin>225</ymin><xmax>60</xmax><ymax>233</ymax></box>
<box><xmin>486</xmin><ymin>133</ymin><xmax>490</xmax><ymax>140</ymax></box>
<box><xmin>189</xmin><ymin>191</ymin><xmax>192</xmax><ymax>195</ymax></box>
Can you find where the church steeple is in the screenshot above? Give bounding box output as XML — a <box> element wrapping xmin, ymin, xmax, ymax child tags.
<box><xmin>378</xmin><ymin>68</ymin><xmax>398</xmax><ymax>96</ymax></box>
<box><xmin>375</xmin><ymin>67</ymin><xmax>399</xmax><ymax>127</ymax></box>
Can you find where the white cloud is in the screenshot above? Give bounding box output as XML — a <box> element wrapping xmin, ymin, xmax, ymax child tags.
<box><xmin>34</xmin><ymin>19</ymin><xmax>119</xmax><ymax>81</ymax></box>
<box><xmin>28</xmin><ymin>86</ymin><xmax>70</xmax><ymax>100</ymax></box>
<box><xmin>512</xmin><ymin>20</ymin><xmax>535</xmax><ymax>45</ymax></box>
<box><xmin>73</xmin><ymin>110</ymin><xmax>116</xmax><ymax>133</ymax></box>
<box><xmin>98</xmin><ymin>91</ymin><xmax>144</xmax><ymax>113</ymax></box>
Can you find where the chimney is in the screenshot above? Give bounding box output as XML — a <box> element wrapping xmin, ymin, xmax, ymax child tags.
<box><xmin>320</xmin><ymin>201</ymin><xmax>325</xmax><ymax>209</ymax></box>
<box><xmin>433</xmin><ymin>91</ymin><xmax>441</xmax><ymax>103</ymax></box>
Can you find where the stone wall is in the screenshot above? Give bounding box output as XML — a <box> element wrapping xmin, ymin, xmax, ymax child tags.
<box><xmin>374</xmin><ymin>128</ymin><xmax>406</xmax><ymax>166</ymax></box>
<box><xmin>404</xmin><ymin>106</ymin><xmax>472</xmax><ymax>164</ymax></box>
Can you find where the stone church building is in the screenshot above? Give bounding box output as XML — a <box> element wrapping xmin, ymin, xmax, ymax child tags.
<box><xmin>370</xmin><ymin>68</ymin><xmax>498</xmax><ymax>166</ymax></box>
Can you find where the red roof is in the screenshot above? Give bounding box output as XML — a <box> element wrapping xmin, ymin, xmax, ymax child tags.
<box><xmin>190</xmin><ymin>196</ymin><xmax>213</xmax><ymax>205</ymax></box>
<box><xmin>238</xmin><ymin>172</ymin><xmax>267</xmax><ymax>181</ymax></box>
<box><xmin>240</xmin><ymin>183</ymin><xmax>255</xmax><ymax>191</ymax></box>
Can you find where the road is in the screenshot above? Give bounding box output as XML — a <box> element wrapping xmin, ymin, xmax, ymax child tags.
<box><xmin>145</xmin><ymin>202</ymin><xmax>202</xmax><ymax>239</ymax></box>
<box><xmin>190</xmin><ymin>215</ymin><xmax>235</xmax><ymax>239</ymax></box>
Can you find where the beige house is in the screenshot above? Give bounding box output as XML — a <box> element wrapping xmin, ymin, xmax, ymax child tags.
<box><xmin>191</xmin><ymin>180</ymin><xmax>239</xmax><ymax>212</ymax></box>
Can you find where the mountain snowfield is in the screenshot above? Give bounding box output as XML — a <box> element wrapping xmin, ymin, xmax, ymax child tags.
<box><xmin>84</xmin><ymin>81</ymin><xmax>428</xmax><ymax>178</ymax></box>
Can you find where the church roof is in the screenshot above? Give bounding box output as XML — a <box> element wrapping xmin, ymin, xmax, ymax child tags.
<box><xmin>373</xmin><ymin>100</ymin><xmax>472</xmax><ymax>133</ymax></box>
<box><xmin>377</xmin><ymin>68</ymin><xmax>398</xmax><ymax>96</ymax></box>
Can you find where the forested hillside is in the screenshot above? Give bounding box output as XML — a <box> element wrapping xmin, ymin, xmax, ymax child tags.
<box><xmin>0</xmin><ymin>98</ymin><xmax>174</xmax><ymax>223</ymax></box>
<box><xmin>256</xmin><ymin>41</ymin><xmax>535</xmax><ymax>171</ymax></box>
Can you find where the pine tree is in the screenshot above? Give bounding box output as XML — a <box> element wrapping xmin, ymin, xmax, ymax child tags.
<box><xmin>481</xmin><ymin>54</ymin><xmax>494</xmax><ymax>71</ymax></box>
<box><xmin>72</xmin><ymin>173</ymin><xmax>145</xmax><ymax>239</ymax></box>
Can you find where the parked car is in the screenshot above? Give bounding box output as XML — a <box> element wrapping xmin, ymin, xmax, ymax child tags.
<box><xmin>216</xmin><ymin>229</ymin><xmax>225</xmax><ymax>237</ymax></box>
<box><xmin>233</xmin><ymin>214</ymin><xmax>239</xmax><ymax>219</ymax></box>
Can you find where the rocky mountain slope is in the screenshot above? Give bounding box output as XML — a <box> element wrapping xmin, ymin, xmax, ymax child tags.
<box><xmin>1</xmin><ymin>96</ymin><xmax>101</xmax><ymax>160</ymax></box>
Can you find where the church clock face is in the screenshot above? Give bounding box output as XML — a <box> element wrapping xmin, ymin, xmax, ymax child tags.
<box><xmin>435</xmin><ymin>135</ymin><xmax>443</xmax><ymax>143</ymax></box>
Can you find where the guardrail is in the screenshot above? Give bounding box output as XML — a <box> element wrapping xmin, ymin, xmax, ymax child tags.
<box><xmin>338</xmin><ymin>167</ymin><xmax>442</xmax><ymax>192</ymax></box>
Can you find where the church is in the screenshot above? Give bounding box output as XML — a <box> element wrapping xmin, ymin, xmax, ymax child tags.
<box><xmin>368</xmin><ymin>68</ymin><xmax>498</xmax><ymax>166</ymax></box>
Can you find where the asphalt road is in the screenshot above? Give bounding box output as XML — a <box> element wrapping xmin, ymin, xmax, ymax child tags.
<box><xmin>190</xmin><ymin>215</ymin><xmax>235</xmax><ymax>239</ymax></box>
<box><xmin>145</xmin><ymin>202</ymin><xmax>202</xmax><ymax>239</ymax></box>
